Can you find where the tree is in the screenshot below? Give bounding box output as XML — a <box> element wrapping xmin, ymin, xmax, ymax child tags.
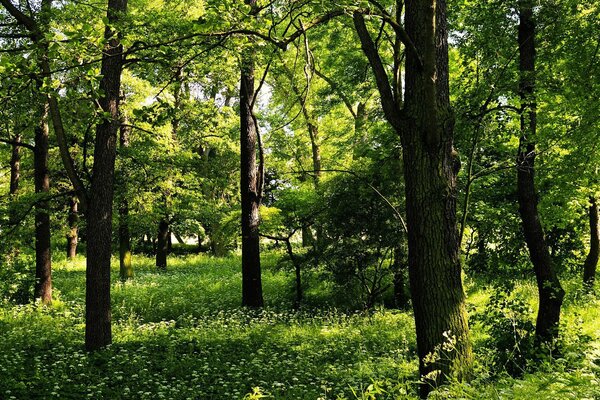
<box><xmin>85</xmin><ymin>0</ymin><xmax>128</xmax><ymax>351</ymax></box>
<box><xmin>516</xmin><ymin>0</ymin><xmax>564</xmax><ymax>343</ymax></box>
<box><xmin>33</xmin><ymin>99</ymin><xmax>52</xmax><ymax>304</ymax></box>
<box><xmin>239</xmin><ymin>1</ymin><xmax>264</xmax><ymax>307</ymax></box>
<box><xmin>0</xmin><ymin>0</ymin><xmax>55</xmax><ymax>304</ymax></box>
<box><xmin>352</xmin><ymin>0</ymin><xmax>472</xmax><ymax>393</ymax></box>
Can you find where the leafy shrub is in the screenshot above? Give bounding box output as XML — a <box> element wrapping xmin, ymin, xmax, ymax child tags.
<box><xmin>0</xmin><ymin>253</ymin><xmax>35</xmax><ymax>303</ymax></box>
<box><xmin>473</xmin><ymin>286</ymin><xmax>535</xmax><ymax>377</ymax></box>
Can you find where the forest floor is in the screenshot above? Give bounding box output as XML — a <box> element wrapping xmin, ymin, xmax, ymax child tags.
<box><xmin>1</xmin><ymin>252</ymin><xmax>600</xmax><ymax>399</ymax></box>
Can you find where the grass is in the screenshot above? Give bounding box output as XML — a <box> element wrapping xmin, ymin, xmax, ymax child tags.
<box><xmin>1</xmin><ymin>252</ymin><xmax>600</xmax><ymax>399</ymax></box>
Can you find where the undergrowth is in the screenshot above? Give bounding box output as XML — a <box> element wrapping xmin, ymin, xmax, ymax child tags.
<box><xmin>0</xmin><ymin>253</ymin><xmax>599</xmax><ymax>399</ymax></box>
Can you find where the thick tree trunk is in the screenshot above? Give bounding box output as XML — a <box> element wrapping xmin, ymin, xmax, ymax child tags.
<box><xmin>118</xmin><ymin>122</ymin><xmax>133</xmax><ymax>280</ymax></box>
<box><xmin>516</xmin><ymin>0</ymin><xmax>564</xmax><ymax>343</ymax></box>
<box><xmin>583</xmin><ymin>196</ymin><xmax>599</xmax><ymax>286</ymax></box>
<box><xmin>156</xmin><ymin>219</ymin><xmax>169</xmax><ymax>271</ymax></box>
<box><xmin>66</xmin><ymin>196</ymin><xmax>78</xmax><ymax>259</ymax></box>
<box><xmin>34</xmin><ymin>101</ymin><xmax>52</xmax><ymax>305</ymax></box>
<box><xmin>85</xmin><ymin>0</ymin><xmax>127</xmax><ymax>351</ymax></box>
<box><xmin>240</xmin><ymin>32</ymin><xmax>264</xmax><ymax>308</ymax></box>
<box><xmin>9</xmin><ymin>133</ymin><xmax>21</xmax><ymax>195</ymax></box>
<box><xmin>404</xmin><ymin>0</ymin><xmax>472</xmax><ymax>392</ymax></box>
<box><xmin>354</xmin><ymin>0</ymin><xmax>472</xmax><ymax>394</ymax></box>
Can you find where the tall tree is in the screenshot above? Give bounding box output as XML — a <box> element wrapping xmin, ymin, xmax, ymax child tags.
<box><xmin>1</xmin><ymin>0</ymin><xmax>55</xmax><ymax>304</ymax></box>
<box><xmin>239</xmin><ymin>22</ymin><xmax>264</xmax><ymax>307</ymax></box>
<box><xmin>353</xmin><ymin>0</ymin><xmax>472</xmax><ymax>394</ymax></box>
<box><xmin>118</xmin><ymin>122</ymin><xmax>133</xmax><ymax>281</ymax></box>
<box><xmin>516</xmin><ymin>0</ymin><xmax>564</xmax><ymax>342</ymax></box>
<box><xmin>85</xmin><ymin>0</ymin><xmax>128</xmax><ymax>350</ymax></box>
<box><xmin>33</xmin><ymin>99</ymin><xmax>52</xmax><ymax>304</ymax></box>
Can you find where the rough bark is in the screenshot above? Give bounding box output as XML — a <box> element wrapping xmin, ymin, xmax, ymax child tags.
<box><xmin>240</xmin><ymin>23</ymin><xmax>264</xmax><ymax>307</ymax></box>
<box><xmin>354</xmin><ymin>1</ymin><xmax>472</xmax><ymax>394</ymax></box>
<box><xmin>33</xmin><ymin>100</ymin><xmax>52</xmax><ymax>305</ymax></box>
<box><xmin>85</xmin><ymin>0</ymin><xmax>127</xmax><ymax>351</ymax></box>
<box><xmin>156</xmin><ymin>219</ymin><xmax>169</xmax><ymax>271</ymax></box>
<box><xmin>66</xmin><ymin>197</ymin><xmax>78</xmax><ymax>259</ymax></box>
<box><xmin>9</xmin><ymin>133</ymin><xmax>21</xmax><ymax>195</ymax></box>
<box><xmin>516</xmin><ymin>0</ymin><xmax>564</xmax><ymax>343</ymax></box>
<box><xmin>403</xmin><ymin>0</ymin><xmax>472</xmax><ymax>388</ymax></box>
<box><xmin>583</xmin><ymin>196</ymin><xmax>599</xmax><ymax>286</ymax></box>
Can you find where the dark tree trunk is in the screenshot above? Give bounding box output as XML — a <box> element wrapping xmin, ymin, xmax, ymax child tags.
<box><xmin>393</xmin><ymin>247</ymin><xmax>409</xmax><ymax>309</ymax></box>
<box><xmin>34</xmin><ymin>101</ymin><xmax>52</xmax><ymax>305</ymax></box>
<box><xmin>156</xmin><ymin>219</ymin><xmax>169</xmax><ymax>271</ymax></box>
<box><xmin>118</xmin><ymin>122</ymin><xmax>133</xmax><ymax>281</ymax></box>
<box><xmin>583</xmin><ymin>196</ymin><xmax>599</xmax><ymax>286</ymax></box>
<box><xmin>174</xmin><ymin>231</ymin><xmax>185</xmax><ymax>244</ymax></box>
<box><xmin>239</xmin><ymin>12</ymin><xmax>264</xmax><ymax>307</ymax></box>
<box><xmin>66</xmin><ymin>196</ymin><xmax>78</xmax><ymax>259</ymax></box>
<box><xmin>516</xmin><ymin>0</ymin><xmax>564</xmax><ymax>343</ymax></box>
<box><xmin>9</xmin><ymin>133</ymin><xmax>21</xmax><ymax>195</ymax></box>
<box><xmin>85</xmin><ymin>0</ymin><xmax>127</xmax><ymax>351</ymax></box>
<box><xmin>354</xmin><ymin>0</ymin><xmax>472</xmax><ymax>394</ymax></box>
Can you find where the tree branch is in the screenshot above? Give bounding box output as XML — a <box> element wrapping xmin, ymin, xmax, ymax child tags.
<box><xmin>353</xmin><ymin>12</ymin><xmax>402</xmax><ymax>131</ymax></box>
<box><xmin>0</xmin><ymin>137</ymin><xmax>35</xmax><ymax>151</ymax></box>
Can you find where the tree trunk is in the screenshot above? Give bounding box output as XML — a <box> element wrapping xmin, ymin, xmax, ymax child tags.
<box><xmin>393</xmin><ymin>246</ymin><xmax>409</xmax><ymax>309</ymax></box>
<box><xmin>119</xmin><ymin>200</ymin><xmax>133</xmax><ymax>280</ymax></box>
<box><xmin>118</xmin><ymin>122</ymin><xmax>133</xmax><ymax>281</ymax></box>
<box><xmin>353</xmin><ymin>0</ymin><xmax>472</xmax><ymax>394</ymax></box>
<box><xmin>85</xmin><ymin>0</ymin><xmax>127</xmax><ymax>351</ymax></box>
<box><xmin>516</xmin><ymin>0</ymin><xmax>564</xmax><ymax>343</ymax></box>
<box><xmin>9</xmin><ymin>133</ymin><xmax>21</xmax><ymax>195</ymax></box>
<box><xmin>583</xmin><ymin>196</ymin><xmax>599</xmax><ymax>286</ymax></box>
<box><xmin>66</xmin><ymin>196</ymin><xmax>78</xmax><ymax>259</ymax></box>
<box><xmin>353</xmin><ymin>102</ymin><xmax>368</xmax><ymax>158</ymax></box>
<box><xmin>34</xmin><ymin>100</ymin><xmax>52</xmax><ymax>305</ymax></box>
<box><xmin>240</xmin><ymin>26</ymin><xmax>264</xmax><ymax>308</ymax></box>
<box><xmin>284</xmin><ymin>238</ymin><xmax>302</xmax><ymax>308</ymax></box>
<box><xmin>156</xmin><ymin>219</ymin><xmax>169</xmax><ymax>271</ymax></box>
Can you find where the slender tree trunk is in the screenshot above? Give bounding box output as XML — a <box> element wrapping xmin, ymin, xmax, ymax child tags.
<box><xmin>118</xmin><ymin>122</ymin><xmax>133</xmax><ymax>280</ymax></box>
<box><xmin>66</xmin><ymin>197</ymin><xmax>78</xmax><ymax>259</ymax></box>
<box><xmin>119</xmin><ymin>200</ymin><xmax>133</xmax><ymax>280</ymax></box>
<box><xmin>9</xmin><ymin>133</ymin><xmax>21</xmax><ymax>195</ymax></box>
<box><xmin>353</xmin><ymin>102</ymin><xmax>368</xmax><ymax>158</ymax></box>
<box><xmin>583</xmin><ymin>196</ymin><xmax>599</xmax><ymax>286</ymax></box>
<box><xmin>516</xmin><ymin>0</ymin><xmax>564</xmax><ymax>343</ymax></box>
<box><xmin>393</xmin><ymin>246</ymin><xmax>409</xmax><ymax>308</ymax></box>
<box><xmin>283</xmin><ymin>238</ymin><xmax>302</xmax><ymax>308</ymax></box>
<box><xmin>174</xmin><ymin>232</ymin><xmax>185</xmax><ymax>244</ymax></box>
<box><xmin>156</xmin><ymin>219</ymin><xmax>169</xmax><ymax>271</ymax></box>
<box><xmin>34</xmin><ymin>100</ymin><xmax>52</xmax><ymax>305</ymax></box>
<box><xmin>240</xmin><ymin>23</ymin><xmax>263</xmax><ymax>307</ymax></box>
<box><xmin>85</xmin><ymin>0</ymin><xmax>127</xmax><ymax>351</ymax></box>
<box><xmin>354</xmin><ymin>0</ymin><xmax>472</xmax><ymax>394</ymax></box>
